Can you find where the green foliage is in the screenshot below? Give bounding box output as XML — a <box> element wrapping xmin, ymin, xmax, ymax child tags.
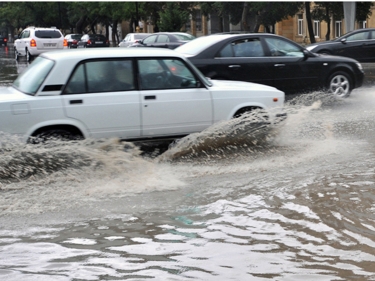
<box><xmin>312</xmin><ymin>2</ymin><xmax>374</xmax><ymax>23</ymax></box>
<box><xmin>251</xmin><ymin>2</ymin><xmax>304</xmax><ymax>27</ymax></box>
<box><xmin>158</xmin><ymin>3</ymin><xmax>191</xmax><ymax>32</ymax></box>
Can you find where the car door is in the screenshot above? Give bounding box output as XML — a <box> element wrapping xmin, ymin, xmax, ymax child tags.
<box><xmin>142</xmin><ymin>34</ymin><xmax>157</xmax><ymax>47</ymax></box>
<box><xmin>337</xmin><ymin>30</ymin><xmax>371</xmax><ymax>61</ymax></box>
<box><xmin>15</xmin><ymin>30</ymin><xmax>29</xmax><ymax>56</ymax></box>
<box><xmin>137</xmin><ymin>58</ymin><xmax>213</xmax><ymax>137</ymax></box>
<box><xmin>150</xmin><ymin>34</ymin><xmax>171</xmax><ymax>48</ymax></box>
<box><xmin>215</xmin><ymin>37</ymin><xmax>274</xmax><ymax>87</ymax></box>
<box><xmin>262</xmin><ymin>36</ymin><xmax>320</xmax><ymax>93</ymax></box>
<box><xmin>62</xmin><ymin>59</ymin><xmax>142</xmax><ymax>139</ymax></box>
<box><xmin>366</xmin><ymin>30</ymin><xmax>375</xmax><ymax>62</ymax></box>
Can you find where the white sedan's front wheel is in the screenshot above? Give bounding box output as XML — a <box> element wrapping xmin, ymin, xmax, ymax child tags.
<box><xmin>327</xmin><ymin>71</ymin><xmax>352</xmax><ymax>98</ymax></box>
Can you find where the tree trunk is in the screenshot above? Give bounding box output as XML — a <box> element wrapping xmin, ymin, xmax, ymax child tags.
<box><xmin>112</xmin><ymin>20</ymin><xmax>118</xmax><ymax>47</ymax></box>
<box><xmin>305</xmin><ymin>2</ymin><xmax>316</xmax><ymax>44</ymax></box>
<box><xmin>325</xmin><ymin>6</ymin><xmax>331</xmax><ymax>41</ymax></box>
<box><xmin>76</xmin><ymin>15</ymin><xmax>87</xmax><ymax>34</ymax></box>
<box><xmin>241</xmin><ymin>2</ymin><xmax>249</xmax><ymax>32</ymax></box>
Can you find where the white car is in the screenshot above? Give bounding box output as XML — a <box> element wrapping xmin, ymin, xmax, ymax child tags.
<box><xmin>118</xmin><ymin>33</ymin><xmax>152</xmax><ymax>47</ymax></box>
<box><xmin>1</xmin><ymin>48</ymin><xmax>285</xmax><ymax>143</ymax></box>
<box><xmin>14</xmin><ymin>27</ymin><xmax>65</xmax><ymax>62</ymax></box>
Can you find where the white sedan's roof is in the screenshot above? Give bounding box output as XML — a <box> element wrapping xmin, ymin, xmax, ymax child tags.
<box><xmin>41</xmin><ymin>47</ymin><xmax>183</xmax><ymax>61</ymax></box>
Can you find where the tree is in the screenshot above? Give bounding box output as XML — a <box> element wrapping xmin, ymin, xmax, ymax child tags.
<box><xmin>201</xmin><ymin>2</ymin><xmax>303</xmax><ymax>33</ymax></box>
<box><xmin>158</xmin><ymin>3</ymin><xmax>190</xmax><ymax>32</ymax></box>
<box><xmin>251</xmin><ymin>2</ymin><xmax>304</xmax><ymax>33</ymax></box>
<box><xmin>312</xmin><ymin>2</ymin><xmax>374</xmax><ymax>41</ymax></box>
<box><xmin>305</xmin><ymin>2</ymin><xmax>316</xmax><ymax>44</ymax></box>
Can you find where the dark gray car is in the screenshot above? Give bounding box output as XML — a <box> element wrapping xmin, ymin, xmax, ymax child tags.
<box><xmin>306</xmin><ymin>28</ymin><xmax>375</xmax><ymax>62</ymax></box>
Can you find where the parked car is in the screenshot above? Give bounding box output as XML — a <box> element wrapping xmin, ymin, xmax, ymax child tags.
<box><xmin>175</xmin><ymin>33</ymin><xmax>365</xmax><ymax>97</ymax></box>
<box><xmin>129</xmin><ymin>32</ymin><xmax>195</xmax><ymax>49</ymax></box>
<box><xmin>118</xmin><ymin>33</ymin><xmax>152</xmax><ymax>47</ymax></box>
<box><xmin>77</xmin><ymin>34</ymin><xmax>109</xmax><ymax>48</ymax></box>
<box><xmin>0</xmin><ymin>35</ymin><xmax>8</xmax><ymax>46</ymax></box>
<box><xmin>64</xmin><ymin>34</ymin><xmax>82</xmax><ymax>48</ymax></box>
<box><xmin>2</xmin><ymin>48</ymin><xmax>285</xmax><ymax>143</ymax></box>
<box><xmin>306</xmin><ymin>28</ymin><xmax>375</xmax><ymax>62</ymax></box>
<box><xmin>14</xmin><ymin>27</ymin><xmax>65</xmax><ymax>62</ymax></box>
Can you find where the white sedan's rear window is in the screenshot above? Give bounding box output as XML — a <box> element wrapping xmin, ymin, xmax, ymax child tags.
<box><xmin>13</xmin><ymin>57</ymin><xmax>54</xmax><ymax>95</ymax></box>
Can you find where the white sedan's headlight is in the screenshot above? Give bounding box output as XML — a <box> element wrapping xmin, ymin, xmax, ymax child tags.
<box><xmin>306</xmin><ymin>45</ymin><xmax>317</xmax><ymax>51</ymax></box>
<box><xmin>356</xmin><ymin>62</ymin><xmax>363</xmax><ymax>71</ymax></box>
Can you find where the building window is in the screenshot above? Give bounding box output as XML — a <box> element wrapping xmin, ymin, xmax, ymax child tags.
<box><xmin>313</xmin><ymin>20</ymin><xmax>320</xmax><ymax>38</ymax></box>
<box><xmin>335</xmin><ymin>21</ymin><xmax>342</xmax><ymax>37</ymax></box>
<box><xmin>359</xmin><ymin>21</ymin><xmax>367</xmax><ymax>29</ymax></box>
<box><xmin>195</xmin><ymin>10</ymin><xmax>202</xmax><ymax>32</ymax></box>
<box><xmin>298</xmin><ymin>14</ymin><xmax>303</xmax><ymax>35</ymax></box>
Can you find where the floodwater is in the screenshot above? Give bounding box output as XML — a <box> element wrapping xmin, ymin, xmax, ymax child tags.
<box><xmin>2</xmin><ymin>47</ymin><xmax>375</xmax><ymax>280</ymax></box>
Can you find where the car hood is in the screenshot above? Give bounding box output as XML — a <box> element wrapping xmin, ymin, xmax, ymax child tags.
<box><xmin>306</xmin><ymin>40</ymin><xmax>338</xmax><ymax>50</ymax></box>
<box><xmin>209</xmin><ymin>79</ymin><xmax>283</xmax><ymax>93</ymax></box>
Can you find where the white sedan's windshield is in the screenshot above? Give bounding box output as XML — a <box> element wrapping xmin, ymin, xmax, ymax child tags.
<box><xmin>13</xmin><ymin>57</ymin><xmax>54</xmax><ymax>95</ymax></box>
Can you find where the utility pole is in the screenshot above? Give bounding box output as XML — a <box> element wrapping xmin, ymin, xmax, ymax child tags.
<box><xmin>343</xmin><ymin>2</ymin><xmax>356</xmax><ymax>33</ymax></box>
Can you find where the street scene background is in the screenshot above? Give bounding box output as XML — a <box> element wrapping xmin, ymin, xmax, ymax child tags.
<box><xmin>2</xmin><ymin>46</ymin><xmax>375</xmax><ymax>280</ymax></box>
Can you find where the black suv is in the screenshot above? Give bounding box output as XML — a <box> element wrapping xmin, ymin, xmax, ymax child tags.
<box><xmin>175</xmin><ymin>33</ymin><xmax>365</xmax><ymax>97</ymax></box>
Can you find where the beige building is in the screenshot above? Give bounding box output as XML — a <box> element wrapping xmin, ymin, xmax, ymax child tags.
<box><xmin>274</xmin><ymin>3</ymin><xmax>375</xmax><ymax>46</ymax></box>
<box><xmin>119</xmin><ymin>2</ymin><xmax>375</xmax><ymax>46</ymax></box>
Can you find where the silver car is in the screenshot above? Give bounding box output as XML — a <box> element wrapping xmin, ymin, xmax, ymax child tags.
<box><xmin>118</xmin><ymin>33</ymin><xmax>152</xmax><ymax>47</ymax></box>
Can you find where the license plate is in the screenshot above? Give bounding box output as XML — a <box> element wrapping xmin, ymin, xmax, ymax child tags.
<box><xmin>95</xmin><ymin>41</ymin><xmax>103</xmax><ymax>44</ymax></box>
<box><xmin>44</xmin><ymin>43</ymin><xmax>56</xmax><ymax>47</ymax></box>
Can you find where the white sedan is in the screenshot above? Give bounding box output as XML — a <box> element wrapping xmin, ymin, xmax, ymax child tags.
<box><xmin>1</xmin><ymin>48</ymin><xmax>285</xmax><ymax>143</ymax></box>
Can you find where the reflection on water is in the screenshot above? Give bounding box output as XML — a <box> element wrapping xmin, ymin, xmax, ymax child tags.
<box><xmin>1</xmin><ymin>48</ymin><xmax>375</xmax><ymax>279</ymax></box>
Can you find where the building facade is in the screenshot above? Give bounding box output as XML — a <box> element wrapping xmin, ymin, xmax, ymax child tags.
<box><xmin>118</xmin><ymin>2</ymin><xmax>375</xmax><ymax>46</ymax></box>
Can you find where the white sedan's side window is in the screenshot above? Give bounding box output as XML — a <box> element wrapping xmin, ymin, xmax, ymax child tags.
<box><xmin>138</xmin><ymin>59</ymin><xmax>198</xmax><ymax>90</ymax></box>
<box><xmin>64</xmin><ymin>60</ymin><xmax>135</xmax><ymax>94</ymax></box>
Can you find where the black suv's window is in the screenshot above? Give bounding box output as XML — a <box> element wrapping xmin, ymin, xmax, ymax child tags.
<box><xmin>264</xmin><ymin>37</ymin><xmax>304</xmax><ymax>57</ymax></box>
<box><xmin>35</xmin><ymin>30</ymin><xmax>62</xmax><ymax>39</ymax></box>
<box><xmin>89</xmin><ymin>35</ymin><xmax>106</xmax><ymax>41</ymax></box>
<box><xmin>218</xmin><ymin>38</ymin><xmax>264</xmax><ymax>58</ymax></box>
<box><xmin>346</xmin><ymin>31</ymin><xmax>370</xmax><ymax>42</ymax></box>
<box><xmin>233</xmin><ymin>39</ymin><xmax>264</xmax><ymax>57</ymax></box>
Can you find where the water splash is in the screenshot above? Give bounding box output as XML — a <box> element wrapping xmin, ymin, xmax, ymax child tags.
<box><xmin>0</xmin><ymin>135</ymin><xmax>142</xmax><ymax>185</ymax></box>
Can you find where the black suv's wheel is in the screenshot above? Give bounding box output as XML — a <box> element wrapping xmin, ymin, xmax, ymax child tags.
<box><xmin>327</xmin><ymin>71</ymin><xmax>352</xmax><ymax>98</ymax></box>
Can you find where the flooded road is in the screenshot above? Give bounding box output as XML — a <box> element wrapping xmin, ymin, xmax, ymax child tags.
<box><xmin>2</xmin><ymin>46</ymin><xmax>375</xmax><ymax>280</ymax></box>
